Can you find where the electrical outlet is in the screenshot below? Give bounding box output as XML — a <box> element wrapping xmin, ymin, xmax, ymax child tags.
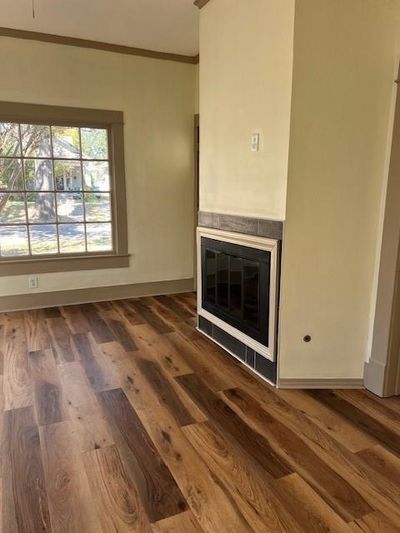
<box><xmin>28</xmin><ymin>276</ymin><xmax>39</xmax><ymax>289</ymax></box>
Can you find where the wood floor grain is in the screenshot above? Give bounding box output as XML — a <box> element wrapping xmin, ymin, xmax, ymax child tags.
<box><xmin>1</xmin><ymin>292</ymin><xmax>400</xmax><ymax>532</ymax></box>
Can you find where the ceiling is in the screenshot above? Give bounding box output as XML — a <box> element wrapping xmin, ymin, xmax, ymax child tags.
<box><xmin>0</xmin><ymin>0</ymin><xmax>199</xmax><ymax>56</ymax></box>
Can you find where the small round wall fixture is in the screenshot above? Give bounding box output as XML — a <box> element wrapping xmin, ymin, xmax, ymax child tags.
<box><xmin>303</xmin><ymin>335</ymin><xmax>312</xmax><ymax>343</ymax></box>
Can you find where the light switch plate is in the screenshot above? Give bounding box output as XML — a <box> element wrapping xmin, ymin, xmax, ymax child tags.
<box><xmin>251</xmin><ymin>133</ymin><xmax>260</xmax><ymax>152</ymax></box>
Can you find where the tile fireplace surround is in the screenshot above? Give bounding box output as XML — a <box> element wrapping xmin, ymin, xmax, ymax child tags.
<box><xmin>197</xmin><ymin>212</ymin><xmax>283</xmax><ymax>385</ymax></box>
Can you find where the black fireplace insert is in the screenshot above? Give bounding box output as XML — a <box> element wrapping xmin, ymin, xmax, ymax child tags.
<box><xmin>201</xmin><ymin>237</ymin><xmax>271</xmax><ymax>346</ymax></box>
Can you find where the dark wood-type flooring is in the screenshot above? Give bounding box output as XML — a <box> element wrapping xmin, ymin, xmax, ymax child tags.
<box><xmin>0</xmin><ymin>292</ymin><xmax>400</xmax><ymax>532</ymax></box>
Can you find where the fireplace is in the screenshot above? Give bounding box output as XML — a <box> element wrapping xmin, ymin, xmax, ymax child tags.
<box><xmin>197</xmin><ymin>226</ymin><xmax>280</xmax><ymax>383</ymax></box>
<box><xmin>201</xmin><ymin>237</ymin><xmax>270</xmax><ymax>346</ymax></box>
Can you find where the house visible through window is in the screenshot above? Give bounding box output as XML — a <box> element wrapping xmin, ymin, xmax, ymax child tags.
<box><xmin>0</xmin><ymin>122</ymin><xmax>113</xmax><ymax>257</ymax></box>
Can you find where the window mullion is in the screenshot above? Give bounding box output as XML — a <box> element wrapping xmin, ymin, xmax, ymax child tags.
<box><xmin>49</xmin><ymin>125</ymin><xmax>60</xmax><ymax>255</ymax></box>
<box><xmin>79</xmin><ymin>127</ymin><xmax>88</xmax><ymax>253</ymax></box>
<box><xmin>18</xmin><ymin>123</ymin><xmax>32</xmax><ymax>257</ymax></box>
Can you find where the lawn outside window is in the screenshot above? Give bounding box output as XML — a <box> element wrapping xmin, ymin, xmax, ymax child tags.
<box><xmin>0</xmin><ymin>102</ymin><xmax>128</xmax><ymax>275</ymax></box>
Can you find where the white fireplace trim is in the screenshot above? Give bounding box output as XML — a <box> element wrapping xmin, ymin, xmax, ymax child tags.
<box><xmin>197</xmin><ymin>227</ymin><xmax>279</xmax><ymax>362</ymax></box>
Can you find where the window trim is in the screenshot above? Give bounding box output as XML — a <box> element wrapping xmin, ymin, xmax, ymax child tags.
<box><xmin>0</xmin><ymin>101</ymin><xmax>129</xmax><ymax>275</ymax></box>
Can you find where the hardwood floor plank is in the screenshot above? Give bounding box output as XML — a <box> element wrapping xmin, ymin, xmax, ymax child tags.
<box><xmin>83</xmin><ymin>444</ymin><xmax>152</xmax><ymax>532</ymax></box>
<box><xmin>72</xmin><ymin>412</ymin><xmax>115</xmax><ymax>453</ymax></box>
<box><xmin>128</xmin><ymin>299</ymin><xmax>174</xmax><ymax>334</ymax></box>
<box><xmin>79</xmin><ymin>303</ymin><xmax>115</xmax><ymax>343</ymax></box>
<box><xmin>144</xmin><ymin>297</ymin><xmax>184</xmax><ymax>326</ymax></box>
<box><xmin>222</xmin><ymin>388</ymin><xmax>372</xmax><ymax>522</ymax></box>
<box><xmin>363</xmin><ymin>390</ymin><xmax>400</xmax><ymax>413</ymax></box>
<box><xmin>152</xmin><ymin>510</ymin><xmax>204</xmax><ymax>532</ymax></box>
<box><xmin>57</xmin><ymin>361</ymin><xmax>99</xmax><ymax>418</ymax></box>
<box><xmin>337</xmin><ymin>389</ymin><xmax>400</xmax><ymax>432</ymax></box>
<box><xmin>40</xmin><ymin>420</ymin><xmax>101</xmax><ymax>533</ymax></box>
<box><xmin>2</xmin><ymin>312</ymin><xmax>32</xmax><ymax>411</ymax></box>
<box><xmin>273</xmin><ymin>473</ymin><xmax>353</xmax><ymax>532</ymax></box>
<box><xmin>28</xmin><ymin>349</ymin><xmax>67</xmax><ymax>426</ymax></box>
<box><xmin>155</xmin><ymin>294</ymin><xmax>195</xmax><ymax>320</ymax></box>
<box><xmin>57</xmin><ymin>360</ymin><xmax>114</xmax><ymax>452</ymax></box>
<box><xmin>356</xmin><ymin>444</ymin><xmax>400</xmax><ymax>486</ymax></box>
<box><xmin>167</xmin><ymin>332</ymin><xmax>235</xmax><ymax>390</ymax></box>
<box><xmin>98</xmin><ymin>387</ymin><xmax>188</xmax><ymax>522</ymax></box>
<box><xmin>24</xmin><ymin>309</ymin><xmax>51</xmax><ymax>352</ymax></box>
<box><xmin>136</xmin><ymin>356</ymin><xmax>197</xmax><ymax>426</ymax></box>
<box><xmin>60</xmin><ymin>306</ymin><xmax>90</xmax><ymax>335</ymax></box>
<box><xmin>183</xmin><ymin>421</ymin><xmax>304</xmax><ymax>532</ymax></box>
<box><xmin>176</xmin><ymin>374</ymin><xmax>293</xmax><ymax>480</ymax></box>
<box><xmin>308</xmin><ymin>390</ymin><xmax>400</xmax><ymax>456</ymax></box>
<box><xmin>173</xmin><ymin>292</ymin><xmax>197</xmax><ymax>314</ymax></box>
<box><xmin>350</xmin><ymin>511</ymin><xmax>400</xmax><ymax>532</ymax></box>
<box><xmin>129</xmin><ymin>324</ymin><xmax>194</xmax><ymax>377</ymax></box>
<box><xmin>3</xmin><ymin>406</ymin><xmax>52</xmax><ymax>532</ymax></box>
<box><xmin>114</xmin><ymin>299</ymin><xmax>146</xmax><ymax>326</ymax></box>
<box><xmin>106</xmin><ymin>318</ymin><xmax>138</xmax><ymax>351</ymax></box>
<box><xmin>275</xmin><ymin>388</ymin><xmax>377</xmax><ymax>453</ymax></box>
<box><xmin>0</xmin><ymin>375</ymin><xmax>4</xmax><ymax>475</ymax></box>
<box><xmin>171</xmin><ymin>293</ymin><xmax>197</xmax><ymax>315</ymax></box>
<box><xmin>118</xmin><ymin>377</ymin><xmax>254</xmax><ymax>533</ymax></box>
<box><xmin>72</xmin><ymin>332</ymin><xmax>120</xmax><ymax>392</ymax></box>
<box><xmin>46</xmin><ymin>317</ymin><xmax>77</xmax><ymax>364</ymax></box>
<box><xmin>44</xmin><ymin>307</ymin><xmax>62</xmax><ymax>318</ymax></box>
<box><xmin>235</xmin><ymin>387</ymin><xmax>400</xmax><ymax>520</ymax></box>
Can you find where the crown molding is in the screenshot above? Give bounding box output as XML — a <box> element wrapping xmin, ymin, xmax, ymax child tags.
<box><xmin>194</xmin><ymin>0</ymin><xmax>211</xmax><ymax>8</ymax></box>
<box><xmin>0</xmin><ymin>27</ymin><xmax>199</xmax><ymax>64</ymax></box>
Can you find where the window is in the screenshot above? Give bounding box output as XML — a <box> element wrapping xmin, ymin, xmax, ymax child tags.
<box><xmin>0</xmin><ymin>102</ymin><xmax>128</xmax><ymax>275</ymax></box>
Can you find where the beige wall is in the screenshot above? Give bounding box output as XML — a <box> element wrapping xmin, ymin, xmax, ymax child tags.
<box><xmin>0</xmin><ymin>37</ymin><xmax>196</xmax><ymax>297</ymax></box>
<box><xmin>199</xmin><ymin>0</ymin><xmax>295</xmax><ymax>220</ymax></box>
<box><xmin>279</xmin><ymin>0</ymin><xmax>400</xmax><ymax>379</ymax></box>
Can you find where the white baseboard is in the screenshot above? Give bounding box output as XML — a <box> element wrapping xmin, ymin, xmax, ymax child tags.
<box><xmin>0</xmin><ymin>278</ymin><xmax>195</xmax><ymax>312</ymax></box>
<box><xmin>278</xmin><ymin>378</ymin><xmax>364</xmax><ymax>389</ymax></box>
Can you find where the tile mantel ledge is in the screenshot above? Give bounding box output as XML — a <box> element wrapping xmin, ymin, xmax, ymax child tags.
<box><xmin>198</xmin><ymin>211</ymin><xmax>284</xmax><ymax>241</ymax></box>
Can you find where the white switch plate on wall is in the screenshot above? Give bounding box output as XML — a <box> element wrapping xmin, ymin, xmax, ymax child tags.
<box><xmin>251</xmin><ymin>133</ymin><xmax>260</xmax><ymax>152</ymax></box>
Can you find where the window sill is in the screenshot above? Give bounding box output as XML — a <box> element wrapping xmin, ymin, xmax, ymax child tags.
<box><xmin>0</xmin><ymin>254</ymin><xmax>130</xmax><ymax>276</ymax></box>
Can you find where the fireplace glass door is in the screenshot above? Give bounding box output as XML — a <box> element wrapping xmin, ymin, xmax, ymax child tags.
<box><xmin>201</xmin><ymin>237</ymin><xmax>271</xmax><ymax>346</ymax></box>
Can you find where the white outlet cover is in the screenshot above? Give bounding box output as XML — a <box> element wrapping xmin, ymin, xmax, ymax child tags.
<box><xmin>29</xmin><ymin>276</ymin><xmax>39</xmax><ymax>289</ymax></box>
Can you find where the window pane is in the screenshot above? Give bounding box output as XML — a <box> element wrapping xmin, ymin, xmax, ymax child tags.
<box><xmin>24</xmin><ymin>159</ymin><xmax>54</xmax><ymax>191</ymax></box>
<box><xmin>84</xmin><ymin>193</ymin><xmax>111</xmax><ymax>222</ymax></box>
<box><xmin>57</xmin><ymin>193</ymin><xmax>84</xmax><ymax>222</ymax></box>
<box><xmin>52</xmin><ymin>126</ymin><xmax>80</xmax><ymax>158</ymax></box>
<box><xmin>21</xmin><ymin>124</ymin><xmax>51</xmax><ymax>157</ymax></box>
<box><xmin>0</xmin><ymin>193</ymin><xmax>26</xmax><ymax>223</ymax></box>
<box><xmin>54</xmin><ymin>161</ymin><xmax>82</xmax><ymax>191</ymax></box>
<box><xmin>0</xmin><ymin>225</ymin><xmax>29</xmax><ymax>256</ymax></box>
<box><xmin>59</xmin><ymin>224</ymin><xmax>85</xmax><ymax>253</ymax></box>
<box><xmin>81</xmin><ymin>128</ymin><xmax>108</xmax><ymax>160</ymax></box>
<box><xmin>83</xmin><ymin>161</ymin><xmax>110</xmax><ymax>191</ymax></box>
<box><xmin>0</xmin><ymin>158</ymin><xmax>23</xmax><ymax>191</ymax></box>
<box><xmin>87</xmin><ymin>223</ymin><xmax>112</xmax><ymax>252</ymax></box>
<box><xmin>30</xmin><ymin>225</ymin><xmax>58</xmax><ymax>255</ymax></box>
<box><xmin>0</xmin><ymin>123</ymin><xmax>20</xmax><ymax>156</ymax></box>
<box><xmin>27</xmin><ymin>193</ymin><xmax>56</xmax><ymax>223</ymax></box>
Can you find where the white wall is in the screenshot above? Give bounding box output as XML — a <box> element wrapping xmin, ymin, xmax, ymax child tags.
<box><xmin>279</xmin><ymin>0</ymin><xmax>400</xmax><ymax>379</ymax></box>
<box><xmin>199</xmin><ymin>0</ymin><xmax>295</xmax><ymax>220</ymax></box>
<box><xmin>0</xmin><ymin>37</ymin><xmax>196</xmax><ymax>297</ymax></box>
<box><xmin>199</xmin><ymin>0</ymin><xmax>400</xmax><ymax>381</ymax></box>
